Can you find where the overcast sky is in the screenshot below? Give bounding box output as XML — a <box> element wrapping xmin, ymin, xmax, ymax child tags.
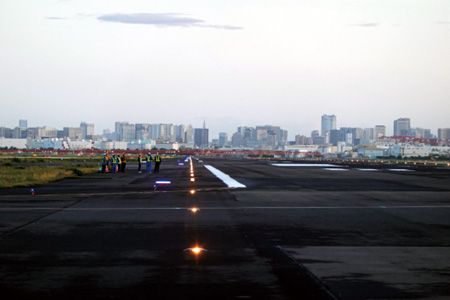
<box><xmin>1</xmin><ymin>0</ymin><xmax>449</xmax><ymax>138</ymax></box>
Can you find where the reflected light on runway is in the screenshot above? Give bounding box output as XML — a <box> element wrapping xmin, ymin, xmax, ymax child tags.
<box><xmin>184</xmin><ymin>246</ymin><xmax>206</xmax><ymax>255</ymax></box>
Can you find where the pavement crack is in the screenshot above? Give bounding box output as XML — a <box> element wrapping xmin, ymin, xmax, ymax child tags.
<box><xmin>0</xmin><ymin>196</ymin><xmax>91</xmax><ymax>240</ymax></box>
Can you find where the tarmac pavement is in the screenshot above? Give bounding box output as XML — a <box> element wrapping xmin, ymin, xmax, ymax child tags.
<box><xmin>0</xmin><ymin>158</ymin><xmax>449</xmax><ymax>299</ymax></box>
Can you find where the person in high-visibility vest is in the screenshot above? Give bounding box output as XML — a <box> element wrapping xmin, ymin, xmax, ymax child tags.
<box><xmin>154</xmin><ymin>153</ymin><xmax>162</xmax><ymax>173</ymax></box>
<box><xmin>101</xmin><ymin>153</ymin><xmax>108</xmax><ymax>173</ymax></box>
<box><xmin>137</xmin><ymin>154</ymin><xmax>143</xmax><ymax>173</ymax></box>
<box><xmin>145</xmin><ymin>153</ymin><xmax>153</xmax><ymax>173</ymax></box>
<box><xmin>117</xmin><ymin>154</ymin><xmax>122</xmax><ymax>173</ymax></box>
<box><xmin>110</xmin><ymin>154</ymin><xmax>118</xmax><ymax>174</ymax></box>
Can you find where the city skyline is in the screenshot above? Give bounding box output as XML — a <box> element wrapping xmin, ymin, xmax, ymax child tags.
<box><xmin>1</xmin><ymin>1</ymin><xmax>449</xmax><ymax>138</ymax></box>
<box><xmin>1</xmin><ymin>116</ymin><xmax>449</xmax><ymax>142</ymax></box>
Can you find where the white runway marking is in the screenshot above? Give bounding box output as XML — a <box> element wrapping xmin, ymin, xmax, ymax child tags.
<box><xmin>324</xmin><ymin>168</ymin><xmax>348</xmax><ymax>171</ymax></box>
<box><xmin>357</xmin><ymin>169</ymin><xmax>379</xmax><ymax>171</ymax></box>
<box><xmin>389</xmin><ymin>169</ymin><xmax>414</xmax><ymax>172</ymax></box>
<box><xmin>272</xmin><ymin>164</ymin><xmax>343</xmax><ymax>167</ymax></box>
<box><xmin>204</xmin><ymin>165</ymin><xmax>246</xmax><ymax>188</ymax></box>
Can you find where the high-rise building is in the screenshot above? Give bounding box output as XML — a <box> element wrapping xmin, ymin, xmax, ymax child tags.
<box><xmin>122</xmin><ymin>123</ymin><xmax>136</xmax><ymax>142</ymax></box>
<box><xmin>150</xmin><ymin>124</ymin><xmax>160</xmax><ymax>140</ymax></box>
<box><xmin>231</xmin><ymin>132</ymin><xmax>243</xmax><ymax>147</ymax></box>
<box><xmin>363</xmin><ymin>128</ymin><xmax>375</xmax><ymax>140</ymax></box>
<box><xmin>115</xmin><ymin>122</ymin><xmax>127</xmax><ymax>141</ymax></box>
<box><xmin>329</xmin><ymin>129</ymin><xmax>341</xmax><ymax>146</ymax></box>
<box><xmin>164</xmin><ymin>124</ymin><xmax>176</xmax><ymax>142</ymax></box>
<box><xmin>115</xmin><ymin>122</ymin><xmax>135</xmax><ymax>142</ymax></box>
<box><xmin>295</xmin><ymin>135</ymin><xmax>312</xmax><ymax>145</ymax></box>
<box><xmin>135</xmin><ymin>123</ymin><xmax>151</xmax><ymax>140</ymax></box>
<box><xmin>218</xmin><ymin>132</ymin><xmax>228</xmax><ymax>147</ymax></box>
<box><xmin>33</xmin><ymin>127</ymin><xmax>57</xmax><ymax>139</ymax></box>
<box><xmin>0</xmin><ymin>127</ymin><xmax>12</xmax><ymax>138</ymax></box>
<box><xmin>374</xmin><ymin>125</ymin><xmax>386</xmax><ymax>138</ymax></box>
<box><xmin>351</xmin><ymin>128</ymin><xmax>364</xmax><ymax>145</ymax></box>
<box><xmin>63</xmin><ymin>127</ymin><xmax>83</xmax><ymax>140</ymax></box>
<box><xmin>80</xmin><ymin>122</ymin><xmax>94</xmax><ymax>139</ymax></box>
<box><xmin>394</xmin><ymin>118</ymin><xmax>411</xmax><ymax>136</ymax></box>
<box><xmin>12</xmin><ymin>127</ymin><xmax>27</xmax><ymax>138</ymax></box>
<box><xmin>255</xmin><ymin>125</ymin><xmax>287</xmax><ymax>146</ymax></box>
<box><xmin>194</xmin><ymin>121</ymin><xmax>209</xmax><ymax>148</ymax></box>
<box><xmin>410</xmin><ymin>128</ymin><xmax>433</xmax><ymax>139</ymax></box>
<box><xmin>321</xmin><ymin>115</ymin><xmax>336</xmax><ymax>137</ymax></box>
<box><xmin>19</xmin><ymin>119</ymin><xmax>28</xmax><ymax>128</ymax></box>
<box><xmin>237</xmin><ymin>126</ymin><xmax>255</xmax><ymax>144</ymax></box>
<box><xmin>438</xmin><ymin>128</ymin><xmax>450</xmax><ymax>140</ymax></box>
<box><xmin>173</xmin><ymin>124</ymin><xmax>193</xmax><ymax>143</ymax></box>
<box><xmin>182</xmin><ymin>124</ymin><xmax>193</xmax><ymax>143</ymax></box>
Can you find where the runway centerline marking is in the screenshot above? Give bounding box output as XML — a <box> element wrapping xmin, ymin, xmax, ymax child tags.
<box><xmin>204</xmin><ymin>165</ymin><xmax>246</xmax><ymax>188</ymax></box>
<box><xmin>272</xmin><ymin>164</ymin><xmax>343</xmax><ymax>168</ymax></box>
<box><xmin>1</xmin><ymin>205</ymin><xmax>449</xmax><ymax>211</ymax></box>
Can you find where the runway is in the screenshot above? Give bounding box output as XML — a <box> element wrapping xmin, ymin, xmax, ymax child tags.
<box><xmin>0</xmin><ymin>158</ymin><xmax>449</xmax><ymax>299</ymax></box>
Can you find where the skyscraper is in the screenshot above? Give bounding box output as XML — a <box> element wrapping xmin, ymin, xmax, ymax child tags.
<box><xmin>321</xmin><ymin>114</ymin><xmax>336</xmax><ymax>137</ymax></box>
<box><xmin>219</xmin><ymin>132</ymin><xmax>228</xmax><ymax>147</ymax></box>
<box><xmin>394</xmin><ymin>118</ymin><xmax>411</xmax><ymax>136</ymax></box>
<box><xmin>80</xmin><ymin>122</ymin><xmax>94</xmax><ymax>139</ymax></box>
<box><xmin>19</xmin><ymin>119</ymin><xmax>28</xmax><ymax>128</ymax></box>
<box><xmin>194</xmin><ymin>121</ymin><xmax>209</xmax><ymax>149</ymax></box>
<box><xmin>438</xmin><ymin>128</ymin><xmax>450</xmax><ymax>140</ymax></box>
<box><xmin>374</xmin><ymin>125</ymin><xmax>386</xmax><ymax>138</ymax></box>
<box><xmin>135</xmin><ymin>123</ymin><xmax>151</xmax><ymax>140</ymax></box>
<box><xmin>115</xmin><ymin>122</ymin><xmax>135</xmax><ymax>142</ymax></box>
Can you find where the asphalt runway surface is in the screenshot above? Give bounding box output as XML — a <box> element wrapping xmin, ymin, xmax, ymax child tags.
<box><xmin>1</xmin><ymin>158</ymin><xmax>450</xmax><ymax>299</ymax></box>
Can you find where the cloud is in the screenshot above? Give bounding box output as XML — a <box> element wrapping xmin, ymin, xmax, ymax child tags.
<box><xmin>46</xmin><ymin>17</ymin><xmax>67</xmax><ymax>20</ymax></box>
<box><xmin>98</xmin><ymin>13</ymin><xmax>242</xmax><ymax>30</ymax></box>
<box><xmin>437</xmin><ymin>21</ymin><xmax>450</xmax><ymax>25</ymax></box>
<box><xmin>351</xmin><ymin>23</ymin><xmax>380</xmax><ymax>27</ymax></box>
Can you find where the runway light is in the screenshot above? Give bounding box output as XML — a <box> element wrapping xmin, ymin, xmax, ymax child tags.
<box><xmin>184</xmin><ymin>246</ymin><xmax>206</xmax><ymax>255</ymax></box>
<box><xmin>190</xmin><ymin>178</ymin><xmax>195</xmax><ymax>182</ymax></box>
<box><xmin>190</xmin><ymin>189</ymin><xmax>196</xmax><ymax>195</ymax></box>
<box><xmin>190</xmin><ymin>207</ymin><xmax>199</xmax><ymax>213</ymax></box>
<box><xmin>155</xmin><ymin>180</ymin><xmax>171</xmax><ymax>185</ymax></box>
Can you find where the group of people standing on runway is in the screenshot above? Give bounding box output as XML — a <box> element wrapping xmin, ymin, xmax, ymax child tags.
<box><xmin>101</xmin><ymin>152</ymin><xmax>161</xmax><ymax>174</ymax></box>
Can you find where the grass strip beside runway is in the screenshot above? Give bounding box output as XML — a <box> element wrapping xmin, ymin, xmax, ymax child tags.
<box><xmin>0</xmin><ymin>165</ymin><xmax>99</xmax><ymax>188</ymax></box>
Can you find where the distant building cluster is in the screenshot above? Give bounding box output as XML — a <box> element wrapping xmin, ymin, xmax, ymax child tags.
<box><xmin>1</xmin><ymin>116</ymin><xmax>450</xmax><ymax>158</ymax></box>
<box><xmin>229</xmin><ymin>125</ymin><xmax>288</xmax><ymax>150</ymax></box>
<box><xmin>0</xmin><ymin>120</ymin><xmax>207</xmax><ymax>151</ymax></box>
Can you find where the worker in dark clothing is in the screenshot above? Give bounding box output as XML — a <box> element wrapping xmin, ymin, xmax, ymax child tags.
<box><xmin>121</xmin><ymin>153</ymin><xmax>127</xmax><ymax>173</ymax></box>
<box><xmin>137</xmin><ymin>154</ymin><xmax>142</xmax><ymax>173</ymax></box>
<box><xmin>154</xmin><ymin>153</ymin><xmax>161</xmax><ymax>173</ymax></box>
